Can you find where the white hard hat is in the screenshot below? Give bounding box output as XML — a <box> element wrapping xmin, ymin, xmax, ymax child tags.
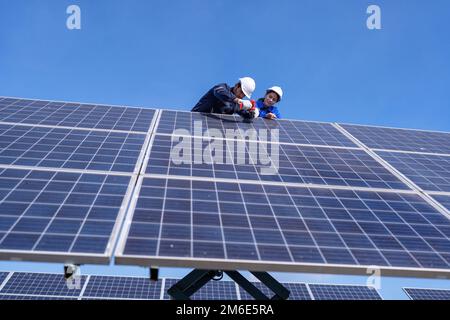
<box><xmin>239</xmin><ymin>77</ymin><xmax>256</xmax><ymax>99</ymax></box>
<box><xmin>266</xmin><ymin>86</ymin><xmax>283</xmax><ymax>101</ymax></box>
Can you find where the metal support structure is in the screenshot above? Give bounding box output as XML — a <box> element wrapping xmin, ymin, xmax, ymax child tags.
<box><xmin>167</xmin><ymin>269</ymin><xmax>290</xmax><ymax>300</ymax></box>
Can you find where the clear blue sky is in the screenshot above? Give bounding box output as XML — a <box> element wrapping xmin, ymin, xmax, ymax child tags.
<box><xmin>1</xmin><ymin>0</ymin><xmax>450</xmax><ymax>299</ymax></box>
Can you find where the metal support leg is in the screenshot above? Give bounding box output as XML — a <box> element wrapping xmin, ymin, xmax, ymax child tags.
<box><xmin>167</xmin><ymin>269</ymin><xmax>219</xmax><ymax>300</ymax></box>
<box><xmin>251</xmin><ymin>271</ymin><xmax>290</xmax><ymax>300</ymax></box>
<box><xmin>167</xmin><ymin>269</ymin><xmax>290</xmax><ymax>301</ymax></box>
<box><xmin>225</xmin><ymin>271</ymin><xmax>270</xmax><ymax>300</ymax></box>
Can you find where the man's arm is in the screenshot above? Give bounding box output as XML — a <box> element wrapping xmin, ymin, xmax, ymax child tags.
<box><xmin>213</xmin><ymin>84</ymin><xmax>238</xmax><ymax>104</ymax></box>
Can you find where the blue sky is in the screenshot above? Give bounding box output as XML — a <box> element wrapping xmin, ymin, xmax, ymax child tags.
<box><xmin>1</xmin><ymin>0</ymin><xmax>450</xmax><ymax>299</ymax></box>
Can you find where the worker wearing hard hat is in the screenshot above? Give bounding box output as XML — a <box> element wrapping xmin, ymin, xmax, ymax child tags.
<box><xmin>256</xmin><ymin>86</ymin><xmax>283</xmax><ymax>120</ymax></box>
<box><xmin>191</xmin><ymin>77</ymin><xmax>258</xmax><ymax>119</ymax></box>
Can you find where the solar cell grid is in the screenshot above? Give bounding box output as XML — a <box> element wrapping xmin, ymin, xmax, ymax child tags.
<box><xmin>340</xmin><ymin>124</ymin><xmax>450</xmax><ymax>154</ymax></box>
<box><xmin>0</xmin><ymin>168</ymin><xmax>131</xmax><ymax>259</ymax></box>
<box><xmin>404</xmin><ymin>288</ymin><xmax>450</xmax><ymax>300</ymax></box>
<box><xmin>0</xmin><ymin>98</ymin><xmax>155</xmax><ymax>132</ymax></box>
<box><xmin>0</xmin><ymin>272</ymin><xmax>8</xmax><ymax>286</ymax></box>
<box><xmin>82</xmin><ymin>275</ymin><xmax>161</xmax><ymax>299</ymax></box>
<box><xmin>0</xmin><ymin>272</ymin><xmax>86</xmax><ymax>296</ymax></box>
<box><xmin>377</xmin><ymin>151</ymin><xmax>450</xmax><ymax>192</ymax></box>
<box><xmin>308</xmin><ymin>284</ymin><xmax>382</xmax><ymax>300</ymax></box>
<box><xmin>0</xmin><ymin>124</ymin><xmax>146</xmax><ymax>173</ymax></box>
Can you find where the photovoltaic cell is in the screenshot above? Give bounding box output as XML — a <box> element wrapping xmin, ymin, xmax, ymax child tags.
<box><xmin>308</xmin><ymin>284</ymin><xmax>382</xmax><ymax>300</ymax></box>
<box><xmin>147</xmin><ymin>135</ymin><xmax>409</xmax><ymax>189</ymax></box>
<box><xmin>340</xmin><ymin>124</ymin><xmax>450</xmax><ymax>154</ymax></box>
<box><xmin>0</xmin><ymin>97</ymin><xmax>155</xmax><ymax>132</ymax></box>
<box><xmin>377</xmin><ymin>151</ymin><xmax>450</xmax><ymax>192</ymax></box>
<box><xmin>118</xmin><ymin>177</ymin><xmax>450</xmax><ymax>272</ymax></box>
<box><xmin>163</xmin><ymin>278</ymin><xmax>238</xmax><ymax>300</ymax></box>
<box><xmin>82</xmin><ymin>275</ymin><xmax>161</xmax><ymax>299</ymax></box>
<box><xmin>0</xmin><ymin>168</ymin><xmax>131</xmax><ymax>257</ymax></box>
<box><xmin>156</xmin><ymin>110</ymin><xmax>357</xmax><ymax>147</ymax></box>
<box><xmin>0</xmin><ymin>272</ymin><xmax>86</xmax><ymax>296</ymax></box>
<box><xmin>0</xmin><ymin>124</ymin><xmax>146</xmax><ymax>173</ymax></box>
<box><xmin>404</xmin><ymin>288</ymin><xmax>450</xmax><ymax>300</ymax></box>
<box><xmin>238</xmin><ymin>282</ymin><xmax>311</xmax><ymax>300</ymax></box>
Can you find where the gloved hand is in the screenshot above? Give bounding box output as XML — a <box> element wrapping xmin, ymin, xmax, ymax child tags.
<box><xmin>238</xmin><ymin>99</ymin><xmax>254</xmax><ymax>110</ymax></box>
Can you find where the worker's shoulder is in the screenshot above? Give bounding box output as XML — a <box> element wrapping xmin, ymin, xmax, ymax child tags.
<box><xmin>213</xmin><ymin>82</ymin><xmax>231</xmax><ymax>89</ymax></box>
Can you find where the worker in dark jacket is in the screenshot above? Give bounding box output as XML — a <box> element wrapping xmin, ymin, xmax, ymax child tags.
<box><xmin>191</xmin><ymin>77</ymin><xmax>257</xmax><ymax>118</ymax></box>
<box><xmin>256</xmin><ymin>86</ymin><xmax>283</xmax><ymax>120</ymax></box>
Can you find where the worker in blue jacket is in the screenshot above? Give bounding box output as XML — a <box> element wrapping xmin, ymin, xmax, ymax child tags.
<box><xmin>256</xmin><ymin>86</ymin><xmax>283</xmax><ymax>120</ymax></box>
<box><xmin>191</xmin><ymin>77</ymin><xmax>258</xmax><ymax>119</ymax></box>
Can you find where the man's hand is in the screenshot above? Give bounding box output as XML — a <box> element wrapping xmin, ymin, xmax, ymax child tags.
<box><xmin>238</xmin><ymin>99</ymin><xmax>253</xmax><ymax>110</ymax></box>
<box><xmin>265</xmin><ymin>113</ymin><xmax>277</xmax><ymax>120</ymax></box>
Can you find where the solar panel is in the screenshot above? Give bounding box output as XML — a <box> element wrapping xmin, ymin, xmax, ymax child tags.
<box><xmin>340</xmin><ymin>124</ymin><xmax>450</xmax><ymax>154</ymax></box>
<box><xmin>0</xmin><ymin>168</ymin><xmax>133</xmax><ymax>264</ymax></box>
<box><xmin>308</xmin><ymin>284</ymin><xmax>382</xmax><ymax>300</ymax></box>
<box><xmin>238</xmin><ymin>281</ymin><xmax>312</xmax><ymax>300</ymax></box>
<box><xmin>146</xmin><ymin>134</ymin><xmax>409</xmax><ymax>189</ymax></box>
<box><xmin>0</xmin><ymin>124</ymin><xmax>147</xmax><ymax>173</ymax></box>
<box><xmin>0</xmin><ymin>97</ymin><xmax>156</xmax><ymax>132</ymax></box>
<box><xmin>0</xmin><ymin>272</ymin><xmax>86</xmax><ymax>297</ymax></box>
<box><xmin>116</xmin><ymin>176</ymin><xmax>450</xmax><ymax>275</ymax></box>
<box><xmin>404</xmin><ymin>288</ymin><xmax>450</xmax><ymax>300</ymax></box>
<box><xmin>377</xmin><ymin>151</ymin><xmax>450</xmax><ymax>192</ymax></box>
<box><xmin>82</xmin><ymin>275</ymin><xmax>162</xmax><ymax>299</ymax></box>
<box><xmin>156</xmin><ymin>110</ymin><xmax>357</xmax><ymax>147</ymax></box>
<box><xmin>163</xmin><ymin>278</ymin><xmax>238</xmax><ymax>300</ymax></box>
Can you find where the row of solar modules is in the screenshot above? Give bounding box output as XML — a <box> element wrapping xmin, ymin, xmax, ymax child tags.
<box><xmin>0</xmin><ymin>271</ymin><xmax>384</xmax><ymax>300</ymax></box>
<box><xmin>1</xmin><ymin>97</ymin><xmax>449</xmax><ymax>194</ymax></box>
<box><xmin>1</xmin><ymin>97</ymin><xmax>450</xmax><ymax>278</ymax></box>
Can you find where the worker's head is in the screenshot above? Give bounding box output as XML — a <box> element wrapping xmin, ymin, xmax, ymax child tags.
<box><xmin>263</xmin><ymin>86</ymin><xmax>283</xmax><ymax>107</ymax></box>
<box><xmin>234</xmin><ymin>77</ymin><xmax>256</xmax><ymax>99</ymax></box>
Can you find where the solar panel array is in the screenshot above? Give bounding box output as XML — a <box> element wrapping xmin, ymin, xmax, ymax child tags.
<box><xmin>404</xmin><ymin>287</ymin><xmax>450</xmax><ymax>300</ymax></box>
<box><xmin>0</xmin><ymin>97</ymin><xmax>154</xmax><ymax>264</ymax></box>
<box><xmin>0</xmin><ymin>271</ymin><xmax>382</xmax><ymax>300</ymax></box>
<box><xmin>1</xmin><ymin>97</ymin><xmax>450</xmax><ymax>279</ymax></box>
